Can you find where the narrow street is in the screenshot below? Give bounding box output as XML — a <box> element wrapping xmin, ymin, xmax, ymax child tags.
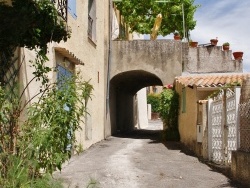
<box><xmin>54</xmin><ymin>120</ymin><xmax>238</xmax><ymax>188</ymax></box>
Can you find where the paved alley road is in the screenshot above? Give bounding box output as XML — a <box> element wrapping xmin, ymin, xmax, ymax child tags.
<box><xmin>55</xmin><ymin>120</ymin><xmax>238</xmax><ymax>188</ymax></box>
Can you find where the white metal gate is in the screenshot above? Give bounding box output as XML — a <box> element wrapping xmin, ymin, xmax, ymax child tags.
<box><xmin>211</xmin><ymin>90</ymin><xmax>224</xmax><ymax>164</ymax></box>
<box><xmin>226</xmin><ymin>89</ymin><xmax>238</xmax><ymax>163</ymax></box>
<box><xmin>209</xmin><ymin>88</ymin><xmax>240</xmax><ymax>165</ymax></box>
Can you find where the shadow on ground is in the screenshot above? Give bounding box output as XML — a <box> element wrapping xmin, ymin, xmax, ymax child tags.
<box><xmin>114</xmin><ymin>129</ymin><xmax>190</xmax><ymax>152</ymax></box>
<box><xmin>113</xmin><ymin>129</ymin><xmax>246</xmax><ymax>188</ymax></box>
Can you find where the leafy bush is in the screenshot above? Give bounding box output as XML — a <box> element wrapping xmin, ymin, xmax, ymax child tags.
<box><xmin>0</xmin><ymin>1</ymin><xmax>79</xmax><ymax>186</ymax></box>
<box><xmin>159</xmin><ymin>88</ymin><xmax>180</xmax><ymax>141</ymax></box>
<box><xmin>0</xmin><ymin>74</ymin><xmax>93</xmax><ymax>186</ymax></box>
<box><xmin>147</xmin><ymin>93</ymin><xmax>161</xmax><ymax>113</ymax></box>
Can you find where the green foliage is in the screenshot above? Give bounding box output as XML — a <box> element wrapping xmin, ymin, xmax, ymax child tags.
<box><xmin>0</xmin><ymin>0</ymin><xmax>70</xmax><ymax>52</ymax></box>
<box><xmin>159</xmin><ymin>88</ymin><xmax>180</xmax><ymax>141</ymax></box>
<box><xmin>0</xmin><ymin>74</ymin><xmax>93</xmax><ymax>186</ymax></box>
<box><xmin>0</xmin><ymin>84</ymin><xmax>20</xmax><ymax>155</ymax></box>
<box><xmin>115</xmin><ymin>0</ymin><xmax>199</xmax><ymax>38</ymax></box>
<box><xmin>21</xmin><ymin>74</ymin><xmax>93</xmax><ymax>174</ymax></box>
<box><xmin>0</xmin><ymin>0</ymin><xmax>84</xmax><ymax>186</ymax></box>
<box><xmin>0</xmin><ymin>0</ymin><xmax>70</xmax><ymax>85</ymax></box>
<box><xmin>147</xmin><ymin>93</ymin><xmax>161</xmax><ymax>113</ymax></box>
<box><xmin>0</xmin><ymin>154</ymin><xmax>63</xmax><ymax>187</ymax></box>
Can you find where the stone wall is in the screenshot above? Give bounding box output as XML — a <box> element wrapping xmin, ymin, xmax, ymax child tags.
<box><xmin>111</xmin><ymin>40</ymin><xmax>183</xmax><ymax>85</ymax></box>
<box><xmin>239</xmin><ymin>77</ymin><xmax>250</xmax><ymax>152</ymax></box>
<box><xmin>231</xmin><ymin>77</ymin><xmax>250</xmax><ymax>186</ymax></box>
<box><xmin>183</xmin><ymin>45</ymin><xmax>243</xmax><ymax>73</ymax></box>
<box><xmin>231</xmin><ymin>151</ymin><xmax>250</xmax><ymax>186</ymax></box>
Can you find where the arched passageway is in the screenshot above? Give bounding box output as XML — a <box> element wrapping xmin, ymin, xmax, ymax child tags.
<box><xmin>109</xmin><ymin>70</ymin><xmax>163</xmax><ymax>134</ymax></box>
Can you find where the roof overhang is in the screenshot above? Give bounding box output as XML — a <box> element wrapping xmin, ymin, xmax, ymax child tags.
<box><xmin>197</xmin><ymin>86</ymin><xmax>222</xmax><ymax>91</ymax></box>
<box><xmin>54</xmin><ymin>47</ymin><xmax>84</xmax><ymax>65</ymax></box>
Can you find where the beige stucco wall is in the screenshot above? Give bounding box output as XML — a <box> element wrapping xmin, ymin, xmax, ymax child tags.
<box><xmin>111</xmin><ymin>40</ymin><xmax>183</xmax><ymax>85</ymax></box>
<box><xmin>176</xmin><ymin>82</ymin><xmax>218</xmax><ymax>155</ymax></box>
<box><xmin>18</xmin><ymin>1</ymin><xmax>109</xmax><ymax>150</ymax></box>
<box><xmin>176</xmin><ymin>83</ymin><xmax>197</xmax><ymax>151</ymax></box>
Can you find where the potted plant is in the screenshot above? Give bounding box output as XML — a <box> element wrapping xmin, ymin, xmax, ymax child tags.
<box><xmin>222</xmin><ymin>42</ymin><xmax>230</xmax><ymax>51</ymax></box>
<box><xmin>174</xmin><ymin>31</ymin><xmax>181</xmax><ymax>40</ymax></box>
<box><xmin>189</xmin><ymin>40</ymin><xmax>198</xmax><ymax>47</ymax></box>
<box><xmin>233</xmin><ymin>51</ymin><xmax>244</xmax><ymax>60</ymax></box>
<box><xmin>210</xmin><ymin>37</ymin><xmax>218</xmax><ymax>46</ymax></box>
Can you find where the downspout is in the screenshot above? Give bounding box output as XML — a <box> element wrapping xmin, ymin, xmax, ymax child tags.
<box><xmin>105</xmin><ymin>0</ymin><xmax>113</xmax><ymax>138</ymax></box>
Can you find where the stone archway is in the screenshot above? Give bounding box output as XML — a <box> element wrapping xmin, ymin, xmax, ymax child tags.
<box><xmin>109</xmin><ymin>70</ymin><xmax>163</xmax><ymax>134</ymax></box>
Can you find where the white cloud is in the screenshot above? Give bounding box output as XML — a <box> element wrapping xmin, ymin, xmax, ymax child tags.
<box><xmin>191</xmin><ymin>0</ymin><xmax>250</xmax><ymax>72</ymax></box>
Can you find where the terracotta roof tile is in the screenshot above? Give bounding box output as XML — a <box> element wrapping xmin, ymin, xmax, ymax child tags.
<box><xmin>175</xmin><ymin>73</ymin><xmax>250</xmax><ymax>88</ymax></box>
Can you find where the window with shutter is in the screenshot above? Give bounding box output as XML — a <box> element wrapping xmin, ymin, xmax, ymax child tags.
<box><xmin>88</xmin><ymin>0</ymin><xmax>96</xmax><ymax>42</ymax></box>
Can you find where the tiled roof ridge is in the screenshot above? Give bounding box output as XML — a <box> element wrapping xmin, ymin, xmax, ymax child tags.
<box><xmin>175</xmin><ymin>73</ymin><xmax>250</xmax><ymax>87</ymax></box>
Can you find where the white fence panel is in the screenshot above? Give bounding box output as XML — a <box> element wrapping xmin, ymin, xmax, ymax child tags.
<box><xmin>211</xmin><ymin>90</ymin><xmax>224</xmax><ymax>164</ymax></box>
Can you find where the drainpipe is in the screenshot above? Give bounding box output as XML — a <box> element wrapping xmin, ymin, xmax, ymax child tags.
<box><xmin>105</xmin><ymin>0</ymin><xmax>113</xmax><ymax>138</ymax></box>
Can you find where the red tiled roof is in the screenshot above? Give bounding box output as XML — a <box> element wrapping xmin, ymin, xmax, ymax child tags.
<box><xmin>175</xmin><ymin>73</ymin><xmax>250</xmax><ymax>88</ymax></box>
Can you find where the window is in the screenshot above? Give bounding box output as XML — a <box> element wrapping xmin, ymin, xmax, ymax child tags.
<box><xmin>88</xmin><ymin>0</ymin><xmax>96</xmax><ymax>41</ymax></box>
<box><xmin>57</xmin><ymin>64</ymin><xmax>73</xmax><ymax>89</ymax></box>
<box><xmin>182</xmin><ymin>88</ymin><xmax>186</xmax><ymax>113</ymax></box>
<box><xmin>68</xmin><ymin>0</ymin><xmax>77</xmax><ymax>19</ymax></box>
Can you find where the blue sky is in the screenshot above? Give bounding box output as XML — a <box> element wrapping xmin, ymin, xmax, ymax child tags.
<box><xmin>190</xmin><ymin>0</ymin><xmax>250</xmax><ymax>72</ymax></box>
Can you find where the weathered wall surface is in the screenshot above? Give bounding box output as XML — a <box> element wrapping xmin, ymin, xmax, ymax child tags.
<box><xmin>137</xmin><ymin>88</ymin><xmax>149</xmax><ymax>129</ymax></box>
<box><xmin>184</xmin><ymin>46</ymin><xmax>243</xmax><ymax>73</ymax></box>
<box><xmin>231</xmin><ymin>151</ymin><xmax>250</xmax><ymax>186</ymax></box>
<box><xmin>111</xmin><ymin>40</ymin><xmax>183</xmax><ymax>85</ymax></box>
<box><xmin>175</xmin><ymin>83</ymin><xmax>197</xmax><ymax>151</ymax></box>
<box><xmin>19</xmin><ymin>1</ymin><xmax>109</xmax><ymax>150</ymax></box>
<box><xmin>231</xmin><ymin>77</ymin><xmax>250</xmax><ymax>186</ymax></box>
<box><xmin>175</xmin><ymin>81</ymin><xmax>216</xmax><ymax>156</ymax></box>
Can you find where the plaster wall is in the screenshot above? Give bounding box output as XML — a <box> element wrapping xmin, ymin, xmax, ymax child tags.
<box><xmin>19</xmin><ymin>1</ymin><xmax>109</xmax><ymax>150</ymax></box>
<box><xmin>184</xmin><ymin>46</ymin><xmax>243</xmax><ymax>73</ymax></box>
<box><xmin>176</xmin><ymin>83</ymin><xmax>197</xmax><ymax>151</ymax></box>
<box><xmin>176</xmin><ymin>82</ymin><xmax>216</xmax><ymax>154</ymax></box>
<box><xmin>111</xmin><ymin>40</ymin><xmax>182</xmax><ymax>85</ymax></box>
<box><xmin>137</xmin><ymin>88</ymin><xmax>148</xmax><ymax>129</ymax></box>
<box><xmin>231</xmin><ymin>151</ymin><xmax>250</xmax><ymax>186</ymax></box>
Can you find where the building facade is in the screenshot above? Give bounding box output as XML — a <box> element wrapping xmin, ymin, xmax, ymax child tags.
<box><xmin>12</xmin><ymin>0</ymin><xmax>110</xmax><ymax>150</ymax></box>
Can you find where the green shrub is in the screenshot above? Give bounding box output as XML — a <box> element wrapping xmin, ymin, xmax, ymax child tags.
<box><xmin>0</xmin><ymin>75</ymin><xmax>93</xmax><ymax>187</ymax></box>
<box><xmin>147</xmin><ymin>93</ymin><xmax>160</xmax><ymax>113</ymax></box>
<box><xmin>159</xmin><ymin>89</ymin><xmax>180</xmax><ymax>141</ymax></box>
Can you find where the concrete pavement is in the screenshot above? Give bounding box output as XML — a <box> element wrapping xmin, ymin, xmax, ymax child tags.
<box><xmin>54</xmin><ymin>120</ymin><xmax>239</xmax><ymax>188</ymax></box>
